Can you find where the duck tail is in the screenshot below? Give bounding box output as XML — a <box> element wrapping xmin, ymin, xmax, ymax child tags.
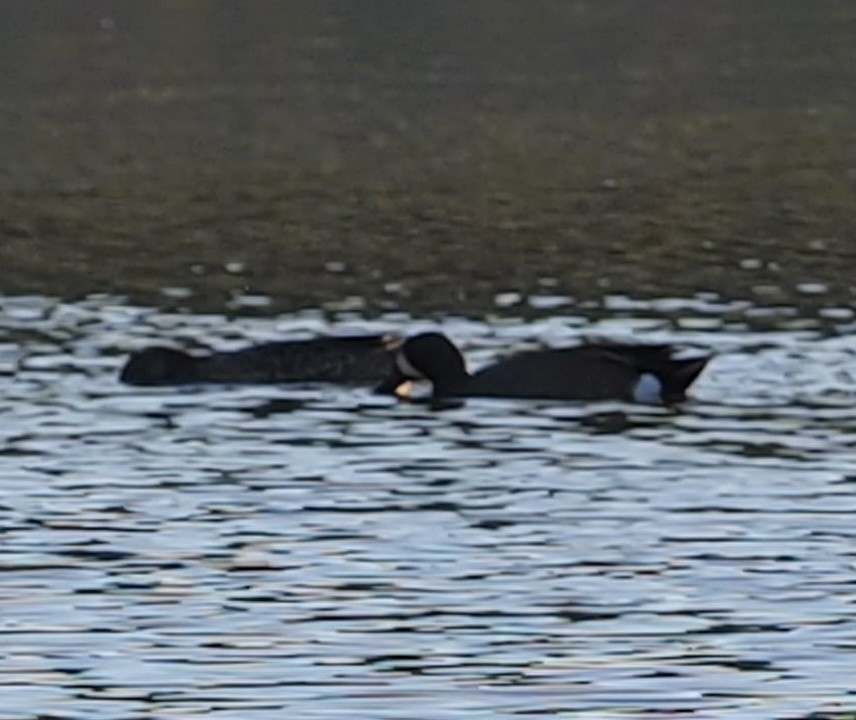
<box><xmin>659</xmin><ymin>355</ymin><xmax>711</xmax><ymax>404</ymax></box>
<box><xmin>595</xmin><ymin>343</ymin><xmax>711</xmax><ymax>404</ymax></box>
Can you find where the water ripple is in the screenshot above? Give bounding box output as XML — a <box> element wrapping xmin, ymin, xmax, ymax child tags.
<box><xmin>2</xmin><ymin>295</ymin><xmax>856</xmax><ymax>719</ymax></box>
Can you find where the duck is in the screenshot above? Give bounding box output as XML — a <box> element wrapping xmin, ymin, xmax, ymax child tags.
<box><xmin>375</xmin><ymin>332</ymin><xmax>711</xmax><ymax>405</ymax></box>
<box><xmin>120</xmin><ymin>334</ymin><xmax>399</xmax><ymax>386</ymax></box>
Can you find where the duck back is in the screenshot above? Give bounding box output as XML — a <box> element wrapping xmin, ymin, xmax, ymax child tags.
<box><xmin>465</xmin><ymin>343</ymin><xmax>709</xmax><ymax>403</ymax></box>
<box><xmin>121</xmin><ymin>335</ymin><xmax>395</xmax><ymax>386</ymax></box>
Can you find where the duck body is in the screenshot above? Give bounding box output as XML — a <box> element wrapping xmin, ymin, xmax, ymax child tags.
<box><xmin>121</xmin><ymin>334</ymin><xmax>396</xmax><ymax>387</ymax></box>
<box><xmin>380</xmin><ymin>332</ymin><xmax>711</xmax><ymax>405</ymax></box>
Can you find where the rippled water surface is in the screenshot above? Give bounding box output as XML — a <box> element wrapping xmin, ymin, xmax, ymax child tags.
<box><xmin>3</xmin><ymin>294</ymin><xmax>856</xmax><ymax>719</ymax></box>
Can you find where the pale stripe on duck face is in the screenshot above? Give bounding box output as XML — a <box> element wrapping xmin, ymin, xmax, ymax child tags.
<box><xmin>395</xmin><ymin>347</ymin><xmax>425</xmax><ymax>381</ymax></box>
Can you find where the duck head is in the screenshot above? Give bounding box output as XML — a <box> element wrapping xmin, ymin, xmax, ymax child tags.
<box><xmin>374</xmin><ymin>332</ymin><xmax>468</xmax><ymax>398</ymax></box>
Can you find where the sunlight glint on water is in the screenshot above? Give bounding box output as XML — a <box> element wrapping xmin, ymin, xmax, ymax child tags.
<box><xmin>1</xmin><ymin>295</ymin><xmax>856</xmax><ymax>719</ymax></box>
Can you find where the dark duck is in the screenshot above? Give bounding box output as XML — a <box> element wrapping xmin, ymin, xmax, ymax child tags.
<box><xmin>120</xmin><ymin>334</ymin><xmax>399</xmax><ymax>387</ymax></box>
<box><xmin>377</xmin><ymin>332</ymin><xmax>711</xmax><ymax>405</ymax></box>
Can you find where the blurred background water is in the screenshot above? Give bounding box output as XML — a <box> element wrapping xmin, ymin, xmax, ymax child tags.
<box><xmin>2</xmin><ymin>2</ymin><xmax>856</xmax><ymax>718</ymax></box>
<box><xmin>2</xmin><ymin>0</ymin><xmax>856</xmax><ymax>315</ymax></box>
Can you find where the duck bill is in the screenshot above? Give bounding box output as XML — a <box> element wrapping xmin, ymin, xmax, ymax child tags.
<box><xmin>393</xmin><ymin>380</ymin><xmax>414</xmax><ymax>399</ymax></box>
<box><xmin>373</xmin><ymin>369</ymin><xmax>412</xmax><ymax>397</ymax></box>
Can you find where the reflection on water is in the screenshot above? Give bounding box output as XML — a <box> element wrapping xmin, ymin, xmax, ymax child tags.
<box><xmin>2</xmin><ymin>294</ymin><xmax>856</xmax><ymax>719</ymax></box>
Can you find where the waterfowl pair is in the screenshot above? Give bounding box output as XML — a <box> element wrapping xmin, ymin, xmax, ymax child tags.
<box><xmin>120</xmin><ymin>330</ymin><xmax>710</xmax><ymax>406</ymax></box>
<box><xmin>120</xmin><ymin>334</ymin><xmax>398</xmax><ymax>386</ymax></box>
<box><xmin>377</xmin><ymin>332</ymin><xmax>710</xmax><ymax>405</ymax></box>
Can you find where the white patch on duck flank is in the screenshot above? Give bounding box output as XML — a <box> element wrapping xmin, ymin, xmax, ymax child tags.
<box><xmin>633</xmin><ymin>372</ymin><xmax>662</xmax><ymax>404</ymax></box>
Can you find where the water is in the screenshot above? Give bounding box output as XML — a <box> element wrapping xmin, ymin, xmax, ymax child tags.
<box><xmin>3</xmin><ymin>4</ymin><xmax>856</xmax><ymax>716</ymax></box>
<box><xmin>3</xmin><ymin>1</ymin><xmax>856</xmax><ymax>314</ymax></box>
<box><xmin>2</xmin><ymin>294</ymin><xmax>856</xmax><ymax>719</ymax></box>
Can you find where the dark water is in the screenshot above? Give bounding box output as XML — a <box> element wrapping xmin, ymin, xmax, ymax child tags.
<box><xmin>1</xmin><ymin>1</ymin><xmax>856</xmax><ymax>314</ymax></box>
<box><xmin>3</xmin><ymin>293</ymin><xmax>856</xmax><ymax>718</ymax></box>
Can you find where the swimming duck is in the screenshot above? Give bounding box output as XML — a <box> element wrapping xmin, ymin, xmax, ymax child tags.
<box><xmin>120</xmin><ymin>334</ymin><xmax>399</xmax><ymax>386</ymax></box>
<box><xmin>376</xmin><ymin>332</ymin><xmax>711</xmax><ymax>405</ymax></box>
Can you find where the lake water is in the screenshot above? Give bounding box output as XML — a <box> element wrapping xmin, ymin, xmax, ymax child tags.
<box><xmin>2</xmin><ymin>293</ymin><xmax>856</xmax><ymax>719</ymax></box>
<box><xmin>3</xmin><ymin>0</ymin><xmax>856</xmax><ymax>314</ymax></box>
<box><xmin>3</xmin><ymin>3</ymin><xmax>856</xmax><ymax>716</ymax></box>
